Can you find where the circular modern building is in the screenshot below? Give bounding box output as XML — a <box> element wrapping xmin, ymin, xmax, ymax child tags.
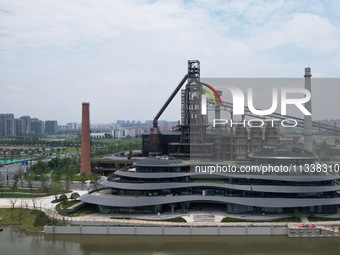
<box><xmin>80</xmin><ymin>156</ymin><xmax>340</xmax><ymax>215</ymax></box>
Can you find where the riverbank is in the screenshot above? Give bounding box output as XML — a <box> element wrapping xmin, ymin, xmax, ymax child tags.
<box><xmin>0</xmin><ymin>208</ymin><xmax>52</xmax><ymax>233</ymax></box>
<box><xmin>3</xmin><ymin>228</ymin><xmax>340</xmax><ymax>255</ymax></box>
<box><xmin>44</xmin><ymin>224</ymin><xmax>288</xmax><ymax>236</ymax></box>
<box><xmin>3</xmin><ymin>191</ymin><xmax>340</xmax><ymax>237</ymax></box>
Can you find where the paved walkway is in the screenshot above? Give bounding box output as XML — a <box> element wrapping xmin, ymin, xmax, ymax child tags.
<box><xmin>2</xmin><ymin>191</ymin><xmax>340</xmax><ymax>227</ymax></box>
<box><xmin>0</xmin><ymin>190</ymin><xmax>88</xmax><ymax>218</ymax></box>
<box><xmin>300</xmin><ymin>214</ymin><xmax>309</xmax><ymax>223</ymax></box>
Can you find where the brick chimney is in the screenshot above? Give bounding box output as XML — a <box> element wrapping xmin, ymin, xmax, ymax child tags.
<box><xmin>80</xmin><ymin>102</ymin><xmax>91</xmax><ymax>178</ymax></box>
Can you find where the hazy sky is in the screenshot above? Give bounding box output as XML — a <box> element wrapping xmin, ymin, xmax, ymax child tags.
<box><xmin>1</xmin><ymin>0</ymin><xmax>340</xmax><ymax>124</ymax></box>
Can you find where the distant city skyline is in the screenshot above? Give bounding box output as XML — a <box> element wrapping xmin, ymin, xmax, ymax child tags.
<box><xmin>0</xmin><ymin>112</ymin><xmax>179</xmax><ymax>126</ymax></box>
<box><xmin>1</xmin><ymin>110</ymin><xmax>339</xmax><ymax>128</ymax></box>
<box><xmin>0</xmin><ymin>111</ymin><xmax>179</xmax><ymax>136</ymax></box>
<box><xmin>1</xmin><ymin>1</ymin><xmax>340</xmax><ymax>123</ymax></box>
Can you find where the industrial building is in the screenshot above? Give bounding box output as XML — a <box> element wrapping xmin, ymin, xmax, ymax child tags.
<box><xmin>81</xmin><ymin>60</ymin><xmax>340</xmax><ymax>215</ymax></box>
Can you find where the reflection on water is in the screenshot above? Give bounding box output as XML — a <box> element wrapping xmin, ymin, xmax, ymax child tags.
<box><xmin>1</xmin><ymin>227</ymin><xmax>340</xmax><ymax>255</ymax></box>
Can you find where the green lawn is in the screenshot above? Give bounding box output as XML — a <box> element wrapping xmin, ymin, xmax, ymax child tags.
<box><xmin>56</xmin><ymin>201</ymin><xmax>97</xmax><ymax>217</ymax></box>
<box><xmin>308</xmin><ymin>216</ymin><xmax>340</xmax><ymax>222</ymax></box>
<box><xmin>221</xmin><ymin>216</ymin><xmax>300</xmax><ymax>223</ymax></box>
<box><xmin>0</xmin><ymin>193</ymin><xmax>47</xmax><ymax>198</ymax></box>
<box><xmin>110</xmin><ymin>216</ymin><xmax>187</xmax><ymax>223</ymax></box>
<box><xmin>221</xmin><ymin>217</ymin><xmax>247</xmax><ymax>222</ymax></box>
<box><xmin>159</xmin><ymin>217</ymin><xmax>186</xmax><ymax>223</ymax></box>
<box><xmin>0</xmin><ymin>187</ymin><xmax>71</xmax><ymax>198</ymax></box>
<box><xmin>1</xmin><ymin>187</ymin><xmax>45</xmax><ymax>194</ymax></box>
<box><xmin>0</xmin><ymin>208</ymin><xmax>53</xmax><ymax>232</ymax></box>
<box><xmin>0</xmin><ymin>187</ymin><xmax>71</xmax><ymax>197</ymax></box>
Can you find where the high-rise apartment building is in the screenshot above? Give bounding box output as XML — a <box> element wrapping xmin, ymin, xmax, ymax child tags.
<box><xmin>20</xmin><ymin>115</ymin><xmax>31</xmax><ymax>135</ymax></box>
<box><xmin>31</xmin><ymin>118</ymin><xmax>45</xmax><ymax>135</ymax></box>
<box><xmin>66</xmin><ymin>122</ymin><xmax>78</xmax><ymax>130</ymax></box>
<box><xmin>45</xmin><ymin>120</ymin><xmax>58</xmax><ymax>134</ymax></box>
<box><xmin>0</xmin><ymin>114</ymin><xmax>15</xmax><ymax>136</ymax></box>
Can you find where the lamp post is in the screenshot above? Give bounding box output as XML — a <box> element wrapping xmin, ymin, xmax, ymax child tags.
<box><xmin>86</xmin><ymin>181</ymin><xmax>90</xmax><ymax>193</ymax></box>
<box><xmin>0</xmin><ymin>172</ymin><xmax>3</xmax><ymax>194</ymax></box>
<box><xmin>247</xmin><ymin>177</ymin><xmax>254</xmax><ymax>214</ymax></box>
<box><xmin>6</xmin><ymin>167</ymin><xmax>9</xmax><ymax>187</ymax></box>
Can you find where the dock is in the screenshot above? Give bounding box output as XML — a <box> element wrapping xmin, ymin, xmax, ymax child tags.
<box><xmin>288</xmin><ymin>223</ymin><xmax>340</xmax><ymax>237</ymax></box>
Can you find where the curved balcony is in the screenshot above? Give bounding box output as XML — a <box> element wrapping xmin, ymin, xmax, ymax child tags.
<box><xmin>115</xmin><ymin>170</ymin><xmax>340</xmax><ymax>182</ymax></box>
<box><xmin>80</xmin><ymin>191</ymin><xmax>340</xmax><ymax>208</ymax></box>
<box><xmin>102</xmin><ymin>179</ymin><xmax>340</xmax><ymax>194</ymax></box>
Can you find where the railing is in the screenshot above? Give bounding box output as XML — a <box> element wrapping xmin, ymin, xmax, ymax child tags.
<box><xmin>207</xmin><ymin>99</ymin><xmax>340</xmax><ymax>133</ymax></box>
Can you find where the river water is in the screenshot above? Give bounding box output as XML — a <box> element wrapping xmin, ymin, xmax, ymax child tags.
<box><xmin>1</xmin><ymin>227</ymin><xmax>340</xmax><ymax>255</ymax></box>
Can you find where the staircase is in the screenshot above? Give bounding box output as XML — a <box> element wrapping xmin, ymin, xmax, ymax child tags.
<box><xmin>319</xmin><ymin>226</ymin><xmax>340</xmax><ymax>236</ymax></box>
<box><xmin>193</xmin><ymin>214</ymin><xmax>215</xmax><ymax>223</ymax></box>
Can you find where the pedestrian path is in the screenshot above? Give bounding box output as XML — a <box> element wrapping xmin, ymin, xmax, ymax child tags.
<box><xmin>193</xmin><ymin>214</ymin><xmax>215</xmax><ymax>222</ymax></box>
<box><xmin>3</xmin><ymin>191</ymin><xmax>340</xmax><ymax>228</ymax></box>
<box><xmin>300</xmin><ymin>214</ymin><xmax>309</xmax><ymax>223</ymax></box>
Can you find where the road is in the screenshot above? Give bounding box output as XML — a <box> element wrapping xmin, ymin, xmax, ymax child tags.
<box><xmin>0</xmin><ymin>163</ymin><xmax>21</xmax><ymax>184</ymax></box>
<box><xmin>0</xmin><ymin>162</ymin><xmax>95</xmax><ymax>190</ymax></box>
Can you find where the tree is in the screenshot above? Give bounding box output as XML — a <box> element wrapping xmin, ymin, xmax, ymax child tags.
<box><xmin>18</xmin><ymin>168</ymin><xmax>24</xmax><ymax>188</ymax></box>
<box><xmin>0</xmin><ymin>176</ymin><xmax>4</xmax><ymax>194</ymax></box>
<box><xmin>80</xmin><ymin>172</ymin><xmax>87</xmax><ymax>190</ymax></box>
<box><xmin>47</xmin><ymin>157</ymin><xmax>60</xmax><ymax>169</ymax></box>
<box><xmin>59</xmin><ymin>194</ymin><xmax>68</xmax><ymax>204</ymax></box>
<box><xmin>70</xmin><ymin>192</ymin><xmax>80</xmax><ymax>201</ymax></box>
<box><xmin>39</xmin><ymin>174</ymin><xmax>50</xmax><ymax>193</ymax></box>
<box><xmin>30</xmin><ymin>160</ymin><xmax>48</xmax><ymax>175</ymax></box>
<box><xmin>8</xmin><ymin>198</ymin><xmax>17</xmax><ymax>219</ymax></box>
<box><xmin>24</xmin><ymin>172</ymin><xmax>34</xmax><ymax>191</ymax></box>
<box><xmin>23</xmin><ymin>198</ymin><xmax>29</xmax><ymax>209</ymax></box>
<box><xmin>64</xmin><ymin>165</ymin><xmax>76</xmax><ymax>191</ymax></box>
<box><xmin>12</xmin><ymin>174</ymin><xmax>19</xmax><ymax>190</ymax></box>
<box><xmin>293</xmin><ymin>209</ymin><xmax>301</xmax><ymax>221</ymax></box>
<box><xmin>31</xmin><ymin>197</ymin><xmax>40</xmax><ymax>210</ymax></box>
<box><xmin>90</xmin><ymin>173</ymin><xmax>101</xmax><ymax>190</ymax></box>
<box><xmin>51</xmin><ymin>170</ymin><xmax>62</xmax><ymax>192</ymax></box>
<box><xmin>9</xmin><ymin>197</ymin><xmax>17</xmax><ymax>209</ymax></box>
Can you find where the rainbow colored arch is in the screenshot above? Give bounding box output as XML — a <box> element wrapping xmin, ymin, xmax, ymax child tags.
<box><xmin>199</xmin><ymin>82</ymin><xmax>223</xmax><ymax>105</ymax></box>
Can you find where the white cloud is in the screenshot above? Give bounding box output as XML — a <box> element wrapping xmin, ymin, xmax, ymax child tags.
<box><xmin>250</xmin><ymin>12</ymin><xmax>339</xmax><ymax>53</ymax></box>
<box><xmin>284</xmin><ymin>12</ymin><xmax>339</xmax><ymax>52</ymax></box>
<box><xmin>0</xmin><ymin>0</ymin><xmax>340</xmax><ymax>123</ymax></box>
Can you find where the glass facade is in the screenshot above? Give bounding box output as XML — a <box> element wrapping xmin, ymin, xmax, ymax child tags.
<box><xmin>81</xmin><ymin>157</ymin><xmax>340</xmax><ymax>215</ymax></box>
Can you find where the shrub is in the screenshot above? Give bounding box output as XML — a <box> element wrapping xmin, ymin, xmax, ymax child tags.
<box><xmin>70</xmin><ymin>192</ymin><xmax>80</xmax><ymax>201</ymax></box>
<box><xmin>59</xmin><ymin>194</ymin><xmax>68</xmax><ymax>204</ymax></box>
